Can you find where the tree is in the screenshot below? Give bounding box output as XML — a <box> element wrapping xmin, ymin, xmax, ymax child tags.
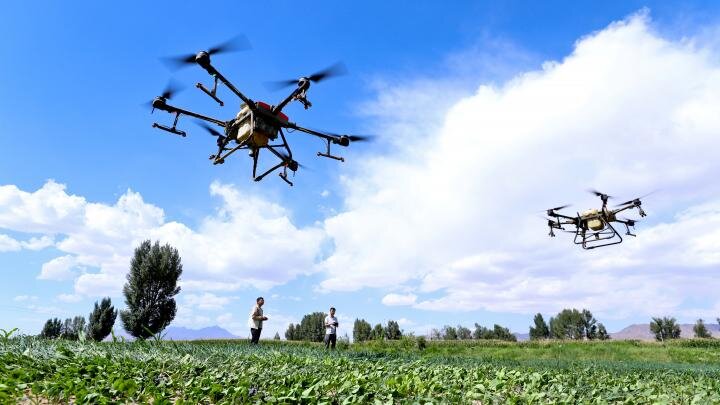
<box><xmin>274</xmin><ymin>331</ymin><xmax>281</xmax><ymax>340</ymax></box>
<box><xmin>442</xmin><ymin>325</ymin><xmax>457</xmax><ymax>340</ymax></box>
<box><xmin>293</xmin><ymin>312</ymin><xmax>326</xmax><ymax>342</ymax></box>
<box><xmin>60</xmin><ymin>316</ymin><xmax>86</xmax><ymax>340</ymax></box>
<box><xmin>40</xmin><ymin>318</ymin><xmax>62</xmax><ymax>339</ymax></box>
<box><xmin>429</xmin><ymin>328</ymin><xmax>442</xmax><ymax>340</ymax></box>
<box><xmin>353</xmin><ymin>319</ymin><xmax>372</xmax><ymax>342</ymax></box>
<box><xmin>694</xmin><ymin>319</ymin><xmax>712</xmax><ymax>339</ymax></box>
<box><xmin>457</xmin><ymin>325</ymin><xmax>472</xmax><ymax>340</ymax></box>
<box><xmin>549</xmin><ymin>309</ymin><xmax>599</xmax><ymax>340</ymax></box>
<box><xmin>582</xmin><ymin>309</ymin><xmax>598</xmax><ymax>339</ymax></box>
<box><xmin>491</xmin><ymin>324</ymin><xmax>517</xmax><ymax>342</ymax></box>
<box><xmin>649</xmin><ymin>317</ymin><xmax>681</xmax><ymax>342</ymax></box>
<box><xmin>285</xmin><ymin>323</ymin><xmax>297</xmax><ymax>340</ymax></box>
<box><xmin>371</xmin><ymin>323</ymin><xmax>385</xmax><ymax>340</ymax></box>
<box><xmin>120</xmin><ymin>240</ymin><xmax>183</xmax><ymax>339</ymax></box>
<box><xmin>529</xmin><ymin>313</ymin><xmax>550</xmax><ymax>340</ymax></box>
<box><xmin>473</xmin><ymin>323</ymin><xmax>491</xmax><ymax>340</ymax></box>
<box><xmin>597</xmin><ymin>323</ymin><xmax>610</xmax><ymax>340</ymax></box>
<box><xmin>87</xmin><ymin>297</ymin><xmax>117</xmax><ymax>342</ymax></box>
<box><xmin>385</xmin><ymin>320</ymin><xmax>402</xmax><ymax>340</ymax></box>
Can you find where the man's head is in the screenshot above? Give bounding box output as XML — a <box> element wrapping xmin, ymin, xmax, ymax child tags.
<box><xmin>329</xmin><ymin>307</ymin><xmax>336</xmax><ymax>316</ymax></box>
<box><xmin>257</xmin><ymin>297</ymin><xmax>264</xmax><ymax>306</ymax></box>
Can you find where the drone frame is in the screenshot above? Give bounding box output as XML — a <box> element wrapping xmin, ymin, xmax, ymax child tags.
<box><xmin>546</xmin><ymin>192</ymin><xmax>646</xmax><ymax>250</ymax></box>
<box><xmin>150</xmin><ymin>50</ymin><xmax>354</xmax><ymax>186</ymax></box>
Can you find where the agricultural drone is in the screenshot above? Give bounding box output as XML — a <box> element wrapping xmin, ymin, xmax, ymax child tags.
<box><xmin>544</xmin><ymin>190</ymin><xmax>649</xmax><ymax>249</ymax></box>
<box><xmin>148</xmin><ymin>36</ymin><xmax>370</xmax><ymax>186</ymax></box>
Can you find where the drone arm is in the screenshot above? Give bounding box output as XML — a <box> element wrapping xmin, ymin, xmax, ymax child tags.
<box><xmin>272</xmin><ymin>87</ymin><xmax>303</xmax><ymax>114</ymax></box>
<box><xmin>283</xmin><ymin>122</ymin><xmax>337</xmax><ymax>142</ymax></box>
<box><xmin>200</xmin><ymin>63</ymin><xmax>256</xmax><ymax>111</ymax></box>
<box><xmin>154</xmin><ymin>101</ymin><xmax>226</xmax><ymax>127</ymax></box>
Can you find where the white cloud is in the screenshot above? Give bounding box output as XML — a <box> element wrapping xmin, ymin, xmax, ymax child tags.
<box><xmin>0</xmin><ymin>234</ymin><xmax>53</xmax><ymax>252</ymax></box>
<box><xmin>184</xmin><ymin>293</ymin><xmax>233</xmax><ymax>311</ymax></box>
<box><xmin>1</xmin><ymin>180</ymin><xmax>324</xmax><ymax>299</ymax></box>
<box><xmin>0</xmin><ymin>234</ymin><xmax>20</xmax><ymax>252</ymax></box>
<box><xmin>319</xmin><ymin>12</ymin><xmax>720</xmax><ymax>317</ymax></box>
<box><xmin>38</xmin><ymin>255</ymin><xmax>78</xmax><ymax>281</ymax></box>
<box><xmin>57</xmin><ymin>293</ymin><xmax>83</xmax><ymax>303</ymax></box>
<box><xmin>381</xmin><ymin>293</ymin><xmax>418</xmax><ymax>306</ymax></box>
<box><xmin>13</xmin><ymin>295</ymin><xmax>38</xmax><ymax>302</ymax></box>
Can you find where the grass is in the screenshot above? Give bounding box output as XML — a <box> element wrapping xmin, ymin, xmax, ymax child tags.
<box><xmin>1</xmin><ymin>336</ymin><xmax>720</xmax><ymax>403</ymax></box>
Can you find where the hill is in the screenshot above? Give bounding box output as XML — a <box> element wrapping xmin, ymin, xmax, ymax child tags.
<box><xmin>611</xmin><ymin>323</ymin><xmax>720</xmax><ymax>340</ymax></box>
<box><xmin>105</xmin><ymin>325</ymin><xmax>238</xmax><ymax>341</ymax></box>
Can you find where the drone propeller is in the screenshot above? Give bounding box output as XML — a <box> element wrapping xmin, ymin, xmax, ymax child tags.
<box><xmin>277</xmin><ymin>150</ymin><xmax>308</xmax><ymax>171</ymax></box>
<box><xmin>615</xmin><ymin>191</ymin><xmax>657</xmax><ymax>207</ymax></box>
<box><xmin>588</xmin><ymin>189</ymin><xmax>613</xmax><ymax>199</ymax></box>
<box><xmin>310</xmin><ymin>128</ymin><xmax>375</xmax><ymax>143</ymax></box>
<box><xmin>264</xmin><ymin>62</ymin><xmax>348</xmax><ymax>90</ymax></box>
<box><xmin>144</xmin><ymin>80</ymin><xmax>185</xmax><ymax>111</ymax></box>
<box><xmin>549</xmin><ymin>204</ymin><xmax>571</xmax><ymax>212</ymax></box>
<box><xmin>161</xmin><ymin>35</ymin><xmax>252</xmax><ymax>70</ymax></box>
<box><xmin>620</xmin><ymin>218</ymin><xmax>640</xmax><ymax>226</ymax></box>
<box><xmin>159</xmin><ymin>80</ymin><xmax>184</xmax><ymax>100</ymax></box>
<box><xmin>194</xmin><ymin>120</ymin><xmax>224</xmax><ymax>138</ymax></box>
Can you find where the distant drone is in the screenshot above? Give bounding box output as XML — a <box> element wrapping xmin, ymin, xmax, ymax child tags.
<box><xmin>148</xmin><ymin>35</ymin><xmax>370</xmax><ymax>186</ymax></box>
<box><xmin>544</xmin><ymin>190</ymin><xmax>649</xmax><ymax>249</ymax></box>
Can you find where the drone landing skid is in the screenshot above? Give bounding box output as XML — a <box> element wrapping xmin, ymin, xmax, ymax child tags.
<box><xmin>573</xmin><ymin>223</ymin><xmax>623</xmax><ymax>250</ymax></box>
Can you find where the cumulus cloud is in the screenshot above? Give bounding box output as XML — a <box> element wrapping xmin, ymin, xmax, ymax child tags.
<box><xmin>0</xmin><ymin>234</ymin><xmax>54</xmax><ymax>252</ymax></box>
<box><xmin>319</xmin><ymin>12</ymin><xmax>720</xmax><ymax>318</ymax></box>
<box><xmin>381</xmin><ymin>293</ymin><xmax>418</xmax><ymax>306</ymax></box>
<box><xmin>0</xmin><ymin>180</ymin><xmax>324</xmax><ymax>303</ymax></box>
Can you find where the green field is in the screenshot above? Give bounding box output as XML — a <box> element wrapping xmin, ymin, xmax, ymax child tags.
<box><xmin>2</xmin><ymin>337</ymin><xmax>720</xmax><ymax>403</ymax></box>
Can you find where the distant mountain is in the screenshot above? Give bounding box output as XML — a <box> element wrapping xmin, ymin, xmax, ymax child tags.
<box><xmin>104</xmin><ymin>325</ymin><xmax>239</xmax><ymax>341</ymax></box>
<box><xmin>514</xmin><ymin>332</ymin><xmax>530</xmax><ymax>341</ymax></box>
<box><xmin>611</xmin><ymin>323</ymin><xmax>720</xmax><ymax>341</ymax></box>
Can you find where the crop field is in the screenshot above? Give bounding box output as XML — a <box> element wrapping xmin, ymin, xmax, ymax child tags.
<box><xmin>2</xmin><ymin>337</ymin><xmax>720</xmax><ymax>404</ymax></box>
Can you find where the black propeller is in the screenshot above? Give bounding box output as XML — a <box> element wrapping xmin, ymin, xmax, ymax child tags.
<box><xmin>145</xmin><ymin>80</ymin><xmax>185</xmax><ymax>111</ymax></box>
<box><xmin>194</xmin><ymin>121</ymin><xmax>224</xmax><ymax>138</ymax></box>
<box><xmin>615</xmin><ymin>191</ymin><xmax>657</xmax><ymax>207</ymax></box>
<box><xmin>621</xmin><ymin>218</ymin><xmax>639</xmax><ymax>226</ymax></box>
<box><xmin>264</xmin><ymin>62</ymin><xmax>348</xmax><ymax>90</ymax></box>
<box><xmin>312</xmin><ymin>128</ymin><xmax>375</xmax><ymax>143</ymax></box>
<box><xmin>159</xmin><ymin>80</ymin><xmax>184</xmax><ymax>100</ymax></box>
<box><xmin>588</xmin><ymin>189</ymin><xmax>613</xmax><ymax>199</ymax></box>
<box><xmin>549</xmin><ymin>204</ymin><xmax>571</xmax><ymax>211</ymax></box>
<box><xmin>161</xmin><ymin>35</ymin><xmax>252</xmax><ymax>70</ymax></box>
<box><xmin>277</xmin><ymin>150</ymin><xmax>308</xmax><ymax>172</ymax></box>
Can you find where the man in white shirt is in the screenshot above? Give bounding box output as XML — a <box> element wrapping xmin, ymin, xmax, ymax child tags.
<box><xmin>248</xmin><ymin>297</ymin><xmax>268</xmax><ymax>344</ymax></box>
<box><xmin>324</xmin><ymin>307</ymin><xmax>338</xmax><ymax>349</ymax></box>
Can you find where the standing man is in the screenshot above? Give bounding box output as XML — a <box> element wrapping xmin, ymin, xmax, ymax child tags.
<box><xmin>324</xmin><ymin>307</ymin><xmax>339</xmax><ymax>349</ymax></box>
<box><xmin>248</xmin><ymin>297</ymin><xmax>268</xmax><ymax>344</ymax></box>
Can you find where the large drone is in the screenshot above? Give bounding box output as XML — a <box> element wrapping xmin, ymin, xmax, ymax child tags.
<box><xmin>148</xmin><ymin>36</ymin><xmax>370</xmax><ymax>186</ymax></box>
<box><xmin>544</xmin><ymin>190</ymin><xmax>648</xmax><ymax>249</ymax></box>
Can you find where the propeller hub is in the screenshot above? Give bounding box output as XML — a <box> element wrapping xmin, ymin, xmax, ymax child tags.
<box><xmin>287</xmin><ymin>160</ymin><xmax>299</xmax><ymax>172</ymax></box>
<box><xmin>195</xmin><ymin>51</ymin><xmax>211</xmax><ymax>68</ymax></box>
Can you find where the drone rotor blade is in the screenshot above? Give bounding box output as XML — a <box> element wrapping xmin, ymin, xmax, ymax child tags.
<box><xmin>615</xmin><ymin>190</ymin><xmax>658</xmax><ymax>207</ymax></box>
<box><xmin>309</xmin><ymin>128</ymin><xmax>375</xmax><ymax>143</ymax></box>
<box><xmin>264</xmin><ymin>62</ymin><xmax>347</xmax><ymax>91</ymax></box>
<box><xmin>160</xmin><ymin>54</ymin><xmax>198</xmax><ymax>70</ymax></box>
<box><xmin>307</xmin><ymin>61</ymin><xmax>348</xmax><ymax>83</ymax></box>
<box><xmin>208</xmin><ymin>34</ymin><xmax>252</xmax><ymax>55</ymax></box>
<box><xmin>161</xmin><ymin>34</ymin><xmax>251</xmax><ymax>70</ymax></box>
<box><xmin>263</xmin><ymin>79</ymin><xmax>300</xmax><ymax>91</ymax></box>
<box><xmin>160</xmin><ymin>79</ymin><xmax>185</xmax><ymax>100</ymax></box>
<box><xmin>588</xmin><ymin>189</ymin><xmax>614</xmax><ymax>199</ymax></box>
<box><xmin>550</xmin><ymin>204</ymin><xmax>571</xmax><ymax>211</ymax></box>
<box><xmin>347</xmin><ymin>135</ymin><xmax>374</xmax><ymax>142</ymax></box>
<box><xmin>194</xmin><ymin>120</ymin><xmax>223</xmax><ymax>137</ymax></box>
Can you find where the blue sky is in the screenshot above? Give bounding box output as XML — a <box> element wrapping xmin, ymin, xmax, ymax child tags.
<box><xmin>2</xmin><ymin>1</ymin><xmax>720</xmax><ymax>339</ymax></box>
